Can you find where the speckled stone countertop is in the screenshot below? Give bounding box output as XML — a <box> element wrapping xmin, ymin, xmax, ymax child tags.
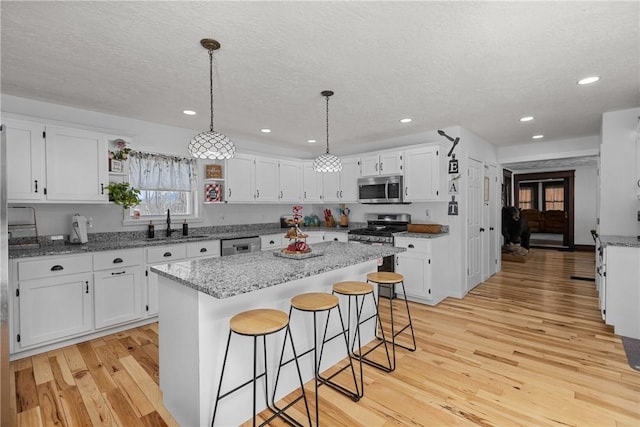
<box><xmin>8</xmin><ymin>224</ymin><xmax>362</xmax><ymax>259</ymax></box>
<box><xmin>599</xmin><ymin>235</ymin><xmax>640</xmax><ymax>248</ymax></box>
<box><xmin>151</xmin><ymin>241</ymin><xmax>405</xmax><ymax>299</ymax></box>
<box><xmin>395</xmin><ymin>231</ymin><xmax>449</xmax><ymax>239</ymax></box>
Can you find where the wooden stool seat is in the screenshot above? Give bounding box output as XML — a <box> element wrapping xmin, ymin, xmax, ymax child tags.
<box><xmin>291</xmin><ymin>292</ymin><xmax>339</xmax><ymax>311</ymax></box>
<box><xmin>366</xmin><ymin>271</ymin><xmax>404</xmax><ymax>284</ymax></box>
<box><xmin>333</xmin><ymin>281</ymin><xmax>374</xmax><ymax>296</ymax></box>
<box><xmin>230</xmin><ymin>309</ymin><xmax>289</xmax><ymax>336</ymax></box>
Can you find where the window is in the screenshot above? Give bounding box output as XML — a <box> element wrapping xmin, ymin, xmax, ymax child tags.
<box><xmin>543</xmin><ymin>182</ymin><xmax>564</xmax><ymax>211</ymax></box>
<box><xmin>128</xmin><ymin>151</ymin><xmax>198</xmax><ymax>220</ymax></box>
<box><xmin>518</xmin><ymin>183</ymin><xmax>537</xmax><ymax>210</ymax></box>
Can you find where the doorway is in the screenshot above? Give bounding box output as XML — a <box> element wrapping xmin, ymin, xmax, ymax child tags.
<box><xmin>513</xmin><ymin>170</ymin><xmax>575</xmax><ymax>249</ymax></box>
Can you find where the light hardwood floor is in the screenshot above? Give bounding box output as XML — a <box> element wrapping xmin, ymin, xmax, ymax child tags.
<box><xmin>10</xmin><ymin>249</ymin><xmax>640</xmax><ymax>426</ymax></box>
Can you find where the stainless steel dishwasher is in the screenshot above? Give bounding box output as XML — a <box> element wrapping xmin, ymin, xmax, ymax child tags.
<box><xmin>220</xmin><ymin>236</ymin><xmax>261</xmax><ymax>256</ymax></box>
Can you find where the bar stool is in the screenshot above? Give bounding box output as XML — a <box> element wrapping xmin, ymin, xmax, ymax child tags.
<box><xmin>332</xmin><ymin>281</ymin><xmax>392</xmax><ymax>390</ymax></box>
<box><xmin>211</xmin><ymin>308</ymin><xmax>311</xmax><ymax>427</ymax></box>
<box><xmin>274</xmin><ymin>292</ymin><xmax>359</xmax><ymax>426</ymax></box>
<box><xmin>366</xmin><ymin>272</ymin><xmax>417</xmax><ymax>371</ymax></box>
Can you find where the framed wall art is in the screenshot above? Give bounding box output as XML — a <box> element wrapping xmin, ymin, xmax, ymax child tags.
<box><xmin>205</xmin><ymin>164</ymin><xmax>223</xmax><ymax>180</ymax></box>
<box><xmin>204</xmin><ymin>183</ymin><xmax>223</xmax><ymax>203</ymax></box>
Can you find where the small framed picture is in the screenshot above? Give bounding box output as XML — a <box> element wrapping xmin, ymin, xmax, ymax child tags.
<box><xmin>109</xmin><ymin>159</ymin><xmax>122</xmax><ymax>173</ymax></box>
<box><xmin>205</xmin><ymin>183</ymin><xmax>223</xmax><ymax>203</ymax></box>
<box><xmin>205</xmin><ymin>164</ymin><xmax>223</xmax><ymax>179</ymax></box>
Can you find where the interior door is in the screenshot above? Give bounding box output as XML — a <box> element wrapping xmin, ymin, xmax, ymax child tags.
<box><xmin>467</xmin><ymin>157</ymin><xmax>483</xmax><ymax>291</ymax></box>
<box><xmin>489</xmin><ymin>164</ymin><xmax>499</xmax><ymax>276</ymax></box>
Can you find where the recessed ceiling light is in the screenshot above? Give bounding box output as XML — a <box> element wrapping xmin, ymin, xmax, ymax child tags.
<box><xmin>577</xmin><ymin>76</ymin><xmax>600</xmax><ymax>85</ymax></box>
<box><xmin>519</xmin><ymin>116</ymin><xmax>534</xmax><ymax>122</ymax></box>
<box><xmin>183</xmin><ymin>110</ymin><xmax>197</xmax><ymax>116</ymax></box>
<box><xmin>532</xmin><ymin>134</ymin><xmax>544</xmax><ymax>139</ymax></box>
<box><xmin>399</xmin><ymin>118</ymin><xmax>412</xmax><ymax>123</ymax></box>
<box><xmin>307</xmin><ymin>139</ymin><xmax>317</xmax><ymax>144</ymax></box>
<box><xmin>260</xmin><ymin>128</ymin><xmax>271</xmax><ymax>133</ymax></box>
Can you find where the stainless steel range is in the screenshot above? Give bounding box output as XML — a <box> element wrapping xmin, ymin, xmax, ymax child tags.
<box><xmin>348</xmin><ymin>213</ymin><xmax>411</xmax><ymax>298</ymax></box>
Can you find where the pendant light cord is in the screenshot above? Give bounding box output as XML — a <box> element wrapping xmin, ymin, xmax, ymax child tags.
<box><xmin>208</xmin><ymin>48</ymin><xmax>214</xmax><ymax>132</ymax></box>
<box><xmin>325</xmin><ymin>93</ymin><xmax>330</xmax><ymax>154</ymax></box>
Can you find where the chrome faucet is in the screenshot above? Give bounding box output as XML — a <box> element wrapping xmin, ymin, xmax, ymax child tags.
<box><xmin>166</xmin><ymin>209</ymin><xmax>172</xmax><ymax>237</ymax></box>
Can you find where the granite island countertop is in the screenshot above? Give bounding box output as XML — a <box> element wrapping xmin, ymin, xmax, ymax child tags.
<box><xmin>599</xmin><ymin>235</ymin><xmax>640</xmax><ymax>248</ymax></box>
<box><xmin>151</xmin><ymin>241</ymin><xmax>405</xmax><ymax>299</ymax></box>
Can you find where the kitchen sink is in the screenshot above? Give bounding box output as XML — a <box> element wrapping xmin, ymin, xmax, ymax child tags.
<box><xmin>147</xmin><ymin>234</ymin><xmax>210</xmax><ymax>241</ymax></box>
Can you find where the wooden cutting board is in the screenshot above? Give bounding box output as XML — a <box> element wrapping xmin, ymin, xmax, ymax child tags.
<box><xmin>407</xmin><ymin>224</ymin><xmax>442</xmax><ymax>234</ymax></box>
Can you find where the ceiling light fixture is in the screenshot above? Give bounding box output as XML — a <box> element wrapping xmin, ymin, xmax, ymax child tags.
<box><xmin>261</xmin><ymin>128</ymin><xmax>272</xmax><ymax>133</ymax></box>
<box><xmin>532</xmin><ymin>134</ymin><xmax>544</xmax><ymax>139</ymax></box>
<box><xmin>307</xmin><ymin>139</ymin><xmax>317</xmax><ymax>144</ymax></box>
<box><xmin>312</xmin><ymin>90</ymin><xmax>342</xmax><ymax>173</ymax></box>
<box><xmin>578</xmin><ymin>76</ymin><xmax>600</xmax><ymax>85</ymax></box>
<box><xmin>183</xmin><ymin>110</ymin><xmax>197</xmax><ymax>116</ymax></box>
<box><xmin>188</xmin><ymin>38</ymin><xmax>235</xmax><ymax>160</ymax></box>
<box><xmin>519</xmin><ymin>116</ymin><xmax>534</xmax><ymax>122</ymax></box>
<box><xmin>400</xmin><ymin>118</ymin><xmax>412</xmax><ymax>123</ymax></box>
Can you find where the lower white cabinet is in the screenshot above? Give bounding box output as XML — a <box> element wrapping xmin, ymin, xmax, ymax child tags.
<box><xmin>305</xmin><ymin>231</ymin><xmax>325</xmax><ymax>245</ymax></box>
<box><xmin>146</xmin><ymin>244</ymin><xmax>188</xmax><ymax>316</ymax></box>
<box><xmin>394</xmin><ymin>236</ymin><xmax>448</xmax><ymax>305</ymax></box>
<box><xmin>324</xmin><ymin>232</ymin><xmax>348</xmax><ymax>242</ymax></box>
<box><xmin>261</xmin><ymin>234</ymin><xmax>285</xmax><ymax>250</ymax></box>
<box><xmin>93</xmin><ymin>249</ymin><xmax>144</xmax><ymax>329</ymax></box>
<box><xmin>602</xmin><ymin>245</ymin><xmax>640</xmax><ymax>339</ymax></box>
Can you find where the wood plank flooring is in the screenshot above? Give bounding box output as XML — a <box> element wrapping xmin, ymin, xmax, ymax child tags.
<box><xmin>10</xmin><ymin>249</ymin><xmax>640</xmax><ymax>426</ymax></box>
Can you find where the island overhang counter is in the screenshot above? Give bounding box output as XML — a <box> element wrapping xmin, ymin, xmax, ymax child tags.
<box><xmin>151</xmin><ymin>241</ymin><xmax>405</xmax><ymax>427</ymax></box>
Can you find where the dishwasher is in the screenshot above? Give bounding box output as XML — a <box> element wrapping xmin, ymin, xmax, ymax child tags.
<box><xmin>220</xmin><ymin>236</ymin><xmax>261</xmax><ymax>256</ymax></box>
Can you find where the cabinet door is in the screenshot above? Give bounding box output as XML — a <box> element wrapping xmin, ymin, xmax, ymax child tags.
<box><xmin>322</xmin><ymin>172</ymin><xmax>341</xmax><ymax>202</ymax></box>
<box><xmin>146</xmin><ymin>245</ymin><xmax>187</xmax><ymax>316</ymax></box>
<box><xmin>302</xmin><ymin>162</ymin><xmax>323</xmax><ymax>202</ymax></box>
<box><xmin>226</xmin><ymin>153</ymin><xmax>255</xmax><ymax>202</ymax></box>
<box><xmin>404</xmin><ymin>146</ymin><xmax>440</xmax><ymax>201</ymax></box>
<box><xmin>279</xmin><ymin>160</ymin><xmax>301</xmax><ymax>202</ymax></box>
<box><xmin>18</xmin><ymin>273</ymin><xmax>93</xmax><ymax>348</ymax></box>
<box><xmin>305</xmin><ymin>232</ymin><xmax>325</xmax><ymax>245</ymax></box>
<box><xmin>5</xmin><ymin>118</ymin><xmax>46</xmax><ymax>201</ymax></box>
<box><xmin>379</xmin><ymin>151</ymin><xmax>404</xmax><ymax>176</ymax></box>
<box><xmin>395</xmin><ymin>252</ymin><xmax>431</xmax><ymax>300</ymax></box>
<box><xmin>261</xmin><ymin>234</ymin><xmax>285</xmax><ymax>250</ymax></box>
<box><xmin>360</xmin><ymin>154</ymin><xmax>380</xmax><ymax>177</ymax></box>
<box><xmin>254</xmin><ymin>157</ymin><xmax>279</xmax><ymax>202</ymax></box>
<box><xmin>324</xmin><ymin>232</ymin><xmax>348</xmax><ymax>242</ymax></box>
<box><xmin>45</xmin><ymin>125</ymin><xmax>108</xmax><ymax>201</ymax></box>
<box><xmin>94</xmin><ymin>267</ymin><xmax>142</xmax><ymax>329</ymax></box>
<box><xmin>339</xmin><ymin>157</ymin><xmax>360</xmax><ymax>202</ymax></box>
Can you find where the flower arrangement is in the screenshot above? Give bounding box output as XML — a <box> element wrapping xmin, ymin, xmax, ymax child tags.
<box><xmin>109</xmin><ymin>139</ymin><xmax>132</xmax><ymax>161</ymax></box>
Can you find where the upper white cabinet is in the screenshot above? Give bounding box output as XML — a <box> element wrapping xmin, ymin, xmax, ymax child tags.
<box><xmin>254</xmin><ymin>157</ymin><xmax>279</xmax><ymax>202</ymax></box>
<box><xmin>321</xmin><ymin>157</ymin><xmax>361</xmax><ymax>202</ymax></box>
<box><xmin>5</xmin><ymin>118</ymin><xmax>45</xmax><ymax>201</ymax></box>
<box><xmin>404</xmin><ymin>145</ymin><xmax>440</xmax><ymax>201</ymax></box>
<box><xmin>360</xmin><ymin>151</ymin><xmax>403</xmax><ymax>177</ymax></box>
<box><xmin>5</xmin><ymin>117</ymin><xmax>110</xmax><ymax>203</ymax></box>
<box><xmin>278</xmin><ymin>159</ymin><xmax>301</xmax><ymax>202</ymax></box>
<box><xmin>226</xmin><ymin>153</ymin><xmax>256</xmax><ymax>202</ymax></box>
<box><xmin>302</xmin><ymin>162</ymin><xmax>323</xmax><ymax>203</ymax></box>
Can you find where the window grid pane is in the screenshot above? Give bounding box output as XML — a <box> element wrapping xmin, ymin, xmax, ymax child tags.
<box><xmin>131</xmin><ymin>190</ymin><xmax>191</xmax><ymax>217</ymax></box>
<box><xmin>544</xmin><ymin>185</ymin><xmax>564</xmax><ymax>211</ymax></box>
<box><xmin>519</xmin><ymin>187</ymin><xmax>533</xmax><ymax>209</ymax></box>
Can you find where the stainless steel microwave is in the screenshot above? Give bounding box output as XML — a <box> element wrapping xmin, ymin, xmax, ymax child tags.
<box><xmin>358</xmin><ymin>175</ymin><xmax>406</xmax><ymax>204</ymax></box>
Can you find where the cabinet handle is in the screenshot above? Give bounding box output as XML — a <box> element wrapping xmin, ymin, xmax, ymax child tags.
<box><xmin>408</xmin><ymin>244</ymin><xmax>414</xmax><ymax>248</ymax></box>
<box><xmin>163</xmin><ymin>252</ymin><xmax>172</xmax><ymax>257</ymax></box>
<box><xmin>269</xmin><ymin>240</ymin><xmax>275</xmax><ymax>244</ymax></box>
<box><xmin>113</xmin><ymin>257</ymin><xmax>123</xmax><ymax>264</ymax></box>
<box><xmin>480</xmin><ymin>227</ymin><xmax>485</xmax><ymax>232</ymax></box>
<box><xmin>101</xmin><ymin>183</ymin><xmax>104</xmax><ymax>195</ymax></box>
<box><xmin>200</xmin><ymin>248</ymin><xmax>207</xmax><ymax>253</ymax></box>
<box><xmin>428</xmin><ymin>259</ymin><xmax>431</xmax><ymax>264</ymax></box>
<box><xmin>85</xmin><ymin>281</ymin><xmax>89</xmax><ymax>293</ymax></box>
<box><xmin>333</xmin><ymin>238</ymin><xmax>338</xmax><ymax>241</ymax></box>
<box><xmin>336</xmin><ymin>190</ymin><xmax>340</xmax><ymax>198</ymax></box>
<box><xmin>228</xmin><ymin>188</ymin><xmax>232</xmax><ymax>198</ymax></box>
<box><xmin>380</xmin><ymin>162</ymin><xmax>383</xmax><ymax>172</ymax></box>
<box><xmin>490</xmin><ymin>227</ymin><xmax>494</xmax><ymax>231</ymax></box>
<box><xmin>396</xmin><ymin>257</ymin><xmax>399</xmax><ymax>266</ymax></box>
<box><xmin>375</xmin><ymin>163</ymin><xmax>378</xmax><ymax>171</ymax></box>
<box><xmin>340</xmin><ymin>190</ymin><xmax>343</xmax><ymax>198</ymax></box>
<box><xmin>51</xmin><ymin>265</ymin><xmax>64</xmax><ymax>271</ymax></box>
<box><xmin>256</xmin><ymin>189</ymin><xmax>260</xmax><ymax>199</ymax></box>
<box><xmin>405</xmin><ymin>187</ymin><xmax>408</xmax><ymax>196</ymax></box>
<box><xmin>280</xmin><ymin>191</ymin><xmax>283</xmax><ymax>199</ymax></box>
<box><xmin>34</xmin><ymin>180</ymin><xmax>38</xmax><ymax>193</ymax></box>
<box><xmin>111</xmin><ymin>271</ymin><xmax>126</xmax><ymax>275</ymax></box>
<box><xmin>304</xmin><ymin>191</ymin><xmax>307</xmax><ymax>199</ymax></box>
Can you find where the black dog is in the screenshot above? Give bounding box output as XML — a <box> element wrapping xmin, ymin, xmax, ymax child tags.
<box><xmin>502</xmin><ymin>206</ymin><xmax>531</xmax><ymax>250</ymax></box>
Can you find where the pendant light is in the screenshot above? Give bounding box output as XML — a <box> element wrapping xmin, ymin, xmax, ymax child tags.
<box><xmin>188</xmin><ymin>39</ymin><xmax>235</xmax><ymax>160</ymax></box>
<box><xmin>313</xmin><ymin>90</ymin><xmax>342</xmax><ymax>173</ymax></box>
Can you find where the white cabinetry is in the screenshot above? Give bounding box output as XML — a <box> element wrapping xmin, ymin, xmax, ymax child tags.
<box><xmin>146</xmin><ymin>244</ymin><xmax>188</xmax><ymax>316</ymax></box>
<box><xmin>361</xmin><ymin>151</ymin><xmax>403</xmax><ymax>177</ymax></box>
<box><xmin>14</xmin><ymin>254</ymin><xmax>93</xmax><ymax>349</ymax></box>
<box><xmin>404</xmin><ymin>145</ymin><xmax>440</xmax><ymax>201</ymax></box>
<box><xmin>305</xmin><ymin>231</ymin><xmax>325</xmax><ymax>245</ymax></box>
<box><xmin>5</xmin><ymin>118</ymin><xmax>45</xmax><ymax>201</ymax></box>
<box><xmin>186</xmin><ymin>240</ymin><xmax>221</xmax><ymax>259</ymax></box>
<box><xmin>254</xmin><ymin>157</ymin><xmax>279</xmax><ymax>202</ymax></box>
<box><xmin>321</xmin><ymin>157</ymin><xmax>360</xmax><ymax>202</ymax></box>
<box><xmin>394</xmin><ymin>236</ymin><xmax>448</xmax><ymax>305</ymax></box>
<box><xmin>226</xmin><ymin>153</ymin><xmax>256</xmax><ymax>202</ymax></box>
<box><xmin>278</xmin><ymin>160</ymin><xmax>301</xmax><ymax>202</ymax></box>
<box><xmin>602</xmin><ymin>245</ymin><xmax>640</xmax><ymax>339</ymax></box>
<box><xmin>323</xmin><ymin>232</ymin><xmax>348</xmax><ymax>242</ymax></box>
<box><xmin>261</xmin><ymin>234</ymin><xmax>285</xmax><ymax>250</ymax></box>
<box><xmin>93</xmin><ymin>249</ymin><xmax>143</xmax><ymax>330</ymax></box>
<box><xmin>302</xmin><ymin>162</ymin><xmax>323</xmax><ymax>202</ymax></box>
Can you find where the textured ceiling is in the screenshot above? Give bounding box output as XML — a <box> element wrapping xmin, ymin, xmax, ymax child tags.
<box><xmin>1</xmin><ymin>1</ymin><xmax>638</xmax><ymax>157</ymax></box>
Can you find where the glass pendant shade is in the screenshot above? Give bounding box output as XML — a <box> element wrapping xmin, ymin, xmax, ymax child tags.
<box><xmin>313</xmin><ymin>152</ymin><xmax>342</xmax><ymax>172</ymax></box>
<box><xmin>189</xmin><ymin>38</ymin><xmax>235</xmax><ymax>160</ymax></box>
<box><xmin>188</xmin><ymin>130</ymin><xmax>235</xmax><ymax>160</ymax></box>
<box><xmin>313</xmin><ymin>90</ymin><xmax>341</xmax><ymax>173</ymax></box>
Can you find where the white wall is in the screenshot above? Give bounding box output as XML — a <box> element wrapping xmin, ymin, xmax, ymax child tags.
<box><xmin>599</xmin><ymin>107</ymin><xmax>640</xmax><ymax>236</ymax></box>
<box><xmin>499</xmin><ymin>135</ymin><xmax>599</xmax><ymax>164</ymax></box>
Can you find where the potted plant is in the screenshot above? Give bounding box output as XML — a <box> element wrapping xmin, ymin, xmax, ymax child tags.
<box><xmin>107</xmin><ymin>182</ymin><xmax>141</xmax><ymax>209</ymax></box>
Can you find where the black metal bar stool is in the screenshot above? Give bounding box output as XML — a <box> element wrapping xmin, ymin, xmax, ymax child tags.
<box><xmin>366</xmin><ymin>272</ymin><xmax>417</xmax><ymax>371</ymax></box>
<box><xmin>211</xmin><ymin>308</ymin><xmax>311</xmax><ymax>427</ymax></box>
<box><xmin>332</xmin><ymin>281</ymin><xmax>392</xmax><ymax>391</ymax></box>
<box><xmin>274</xmin><ymin>292</ymin><xmax>359</xmax><ymax>426</ymax></box>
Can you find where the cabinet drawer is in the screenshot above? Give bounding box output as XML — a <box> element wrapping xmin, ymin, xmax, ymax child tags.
<box><xmin>147</xmin><ymin>245</ymin><xmax>187</xmax><ymax>263</ymax></box>
<box><xmin>18</xmin><ymin>254</ymin><xmax>93</xmax><ymax>281</ymax></box>
<box><xmin>186</xmin><ymin>240</ymin><xmax>221</xmax><ymax>258</ymax></box>
<box><xmin>394</xmin><ymin>237</ymin><xmax>432</xmax><ymax>253</ymax></box>
<box><xmin>93</xmin><ymin>248</ymin><xmax>144</xmax><ymax>271</ymax></box>
<box><xmin>261</xmin><ymin>234</ymin><xmax>284</xmax><ymax>250</ymax></box>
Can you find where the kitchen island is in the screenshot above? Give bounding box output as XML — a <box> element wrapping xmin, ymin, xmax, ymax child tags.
<box><xmin>151</xmin><ymin>241</ymin><xmax>404</xmax><ymax>427</ymax></box>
